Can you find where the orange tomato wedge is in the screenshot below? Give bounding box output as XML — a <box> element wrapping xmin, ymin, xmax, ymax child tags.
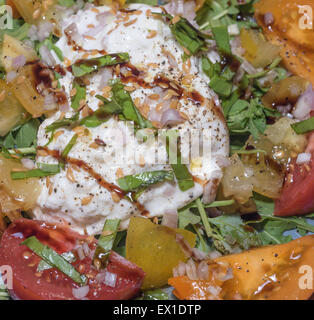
<box><xmin>254</xmin><ymin>0</ymin><xmax>314</xmax><ymax>86</ymax></box>
<box><xmin>169</xmin><ymin>235</ymin><xmax>314</xmax><ymax>300</ymax></box>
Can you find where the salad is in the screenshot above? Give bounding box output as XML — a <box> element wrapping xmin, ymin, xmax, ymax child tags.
<box><xmin>0</xmin><ymin>0</ymin><xmax>313</xmax><ymax>300</ymax></box>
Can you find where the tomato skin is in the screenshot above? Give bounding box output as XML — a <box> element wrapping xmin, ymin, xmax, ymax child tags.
<box><xmin>274</xmin><ymin>154</ymin><xmax>314</xmax><ymax>216</ymax></box>
<box><xmin>0</xmin><ymin>219</ymin><xmax>145</xmax><ymax>300</ymax></box>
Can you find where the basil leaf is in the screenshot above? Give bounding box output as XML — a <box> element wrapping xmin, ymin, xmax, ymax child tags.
<box><xmin>22</xmin><ymin>236</ymin><xmax>87</xmax><ymax>285</ymax></box>
<box><xmin>117</xmin><ymin>170</ymin><xmax>174</xmax><ymax>192</ymax></box>
<box><xmin>94</xmin><ymin>219</ymin><xmax>121</xmax><ymax>268</ymax></box>
<box><xmin>291</xmin><ymin>117</ymin><xmax>314</xmax><ymax>134</ymax></box>
<box><xmin>72</xmin><ymin>53</ymin><xmax>130</xmax><ymax>77</ymax></box>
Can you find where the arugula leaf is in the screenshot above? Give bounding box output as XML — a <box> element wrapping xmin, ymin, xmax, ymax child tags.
<box><xmin>291</xmin><ymin>117</ymin><xmax>314</xmax><ymax>135</ymax></box>
<box><xmin>117</xmin><ymin>170</ymin><xmax>174</xmax><ymax>192</ymax></box>
<box><xmin>71</xmin><ymin>81</ymin><xmax>86</xmax><ymax>110</ymax></box>
<box><xmin>72</xmin><ymin>53</ymin><xmax>130</xmax><ymax>77</ymax></box>
<box><xmin>227</xmin><ymin>98</ymin><xmax>281</xmax><ymax>139</ymax></box>
<box><xmin>178</xmin><ymin>207</ymin><xmax>201</xmax><ymax>229</ymax></box>
<box><xmin>252</xmin><ymin>193</ymin><xmax>314</xmax><ymax>245</ymax></box>
<box><xmin>209</xmin><ymin>214</ymin><xmax>261</xmax><ymax>252</ymax></box>
<box><xmin>196</xmin><ymin>0</ymin><xmax>258</xmax><ymax>30</ymax></box>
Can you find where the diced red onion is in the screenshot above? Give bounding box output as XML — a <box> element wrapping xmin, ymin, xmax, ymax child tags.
<box><xmin>220</xmin><ymin>267</ymin><xmax>234</xmax><ymax>281</ymax></box>
<box><xmin>202</xmin><ymin>171</ymin><xmax>222</xmax><ymax>204</ymax></box>
<box><xmin>72</xmin><ymin>285</ymin><xmax>89</xmax><ymax>299</ymax></box>
<box><xmin>192</xmin><ymin>248</ymin><xmax>208</xmax><ymax>261</ymax></box>
<box><xmin>164</xmin><ymin>0</ymin><xmax>196</xmax><ymax>25</ymax></box>
<box><xmin>84</xmin><ymin>23</ymin><xmax>105</xmax><ymax>37</ymax></box>
<box><xmin>82</xmin><ymin>243</ymin><xmax>91</xmax><ymax>256</ymax></box>
<box><xmin>306</xmin><ymin>132</ymin><xmax>314</xmax><ymax>154</ymax></box>
<box><xmin>175</xmin><ymin>234</ymin><xmax>193</xmax><ymax>258</ymax></box>
<box><xmin>76</xmin><ymin>246</ymin><xmax>85</xmax><ymax>260</ymax></box>
<box><xmin>185</xmin><ymin>258</ymin><xmax>198</xmax><ymax>280</ymax></box>
<box><xmin>98</xmin><ymin>68</ymin><xmax>113</xmax><ymax>89</ymax></box>
<box><xmin>264</xmin><ymin>12</ymin><xmax>274</xmax><ymax>26</ymax></box>
<box><xmin>296</xmin><ymin>152</ymin><xmax>312</xmax><ymax>165</ymax></box>
<box><xmin>44</xmin><ymin>93</ymin><xmax>57</xmax><ymax>111</ymax></box>
<box><xmin>293</xmin><ymin>85</ymin><xmax>314</xmax><ymax>120</ymax></box>
<box><xmin>65</xmin><ymin>23</ymin><xmax>82</xmax><ymax>45</ymax></box>
<box><xmin>103</xmin><ymin>272</ymin><xmax>117</xmax><ymax>288</ymax></box>
<box><xmin>59</xmin><ymin>102</ymin><xmax>70</xmax><ymax>112</ymax></box>
<box><xmin>12</xmin><ymin>55</ymin><xmax>26</xmax><ymax>69</ymax></box>
<box><xmin>39</xmin><ymin>45</ymin><xmax>56</xmax><ymax>67</ymax></box>
<box><xmin>28</xmin><ymin>25</ymin><xmax>39</xmax><ymax>41</ymax></box>
<box><xmin>96</xmin><ymin>11</ymin><xmax>114</xmax><ymax>24</ymax></box>
<box><xmin>38</xmin><ymin>22</ymin><xmax>54</xmax><ymax>42</ymax></box>
<box><xmin>197</xmin><ymin>260</ymin><xmax>209</xmax><ymax>280</ymax></box>
<box><xmin>207</xmin><ymin>285</ymin><xmax>221</xmax><ymax>297</ymax></box>
<box><xmin>148</xmin><ymin>108</ymin><xmax>162</xmax><ymax>123</ymax></box>
<box><xmin>161</xmin><ymin>210</ymin><xmax>178</xmax><ymax>229</ymax></box>
<box><xmin>160</xmin><ymin>108</ymin><xmax>185</xmax><ymax>127</ymax></box>
<box><xmin>6</xmin><ymin>71</ymin><xmax>18</xmax><ymax>82</ymax></box>
<box><xmin>21</xmin><ymin>158</ymin><xmax>35</xmax><ymax>170</ymax></box>
<box><xmin>240</xmin><ymin>60</ymin><xmax>258</xmax><ymax>75</ymax></box>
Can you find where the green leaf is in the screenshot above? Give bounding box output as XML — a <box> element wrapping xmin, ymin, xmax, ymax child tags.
<box><xmin>117</xmin><ymin>170</ymin><xmax>174</xmax><ymax>192</ymax></box>
<box><xmin>291</xmin><ymin>117</ymin><xmax>314</xmax><ymax>135</ymax></box>
<box><xmin>209</xmin><ymin>214</ymin><xmax>261</xmax><ymax>251</ymax></box>
<box><xmin>71</xmin><ymin>81</ymin><xmax>86</xmax><ymax>110</ymax></box>
<box><xmin>58</xmin><ymin>0</ymin><xmax>75</xmax><ymax>7</ymax></box>
<box><xmin>45</xmin><ymin>112</ymin><xmax>80</xmax><ymax>132</ymax></box>
<box><xmin>209</xmin><ymin>76</ymin><xmax>233</xmax><ymax>98</ymax></box>
<box><xmin>72</xmin><ymin>53</ymin><xmax>130</xmax><ymax>77</ymax></box>
<box><xmin>211</xmin><ymin>25</ymin><xmax>231</xmax><ymax>55</ymax></box>
<box><xmin>94</xmin><ymin>219</ymin><xmax>121</xmax><ymax>268</ymax></box>
<box><xmin>11</xmin><ymin>164</ymin><xmax>60</xmax><ymax>180</ymax></box>
<box><xmin>15</xmin><ymin>119</ymin><xmax>40</xmax><ymax>148</ymax></box>
<box><xmin>252</xmin><ymin>193</ymin><xmax>314</xmax><ymax>245</ymax></box>
<box><xmin>61</xmin><ymin>134</ymin><xmax>78</xmax><ymax>158</ymax></box>
<box><xmin>140</xmin><ymin>289</ymin><xmax>169</xmax><ymax>300</ymax></box>
<box><xmin>22</xmin><ymin>236</ymin><xmax>87</xmax><ymax>285</ymax></box>
<box><xmin>178</xmin><ymin>207</ymin><xmax>201</xmax><ymax>229</ymax></box>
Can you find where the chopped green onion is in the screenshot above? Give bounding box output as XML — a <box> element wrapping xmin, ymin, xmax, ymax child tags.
<box><xmin>72</xmin><ymin>53</ymin><xmax>130</xmax><ymax>77</ymax></box>
<box><xmin>45</xmin><ymin>112</ymin><xmax>80</xmax><ymax>133</ymax></box>
<box><xmin>62</xmin><ymin>134</ymin><xmax>78</xmax><ymax>158</ymax></box>
<box><xmin>11</xmin><ymin>164</ymin><xmax>60</xmax><ymax>180</ymax></box>
<box><xmin>291</xmin><ymin>117</ymin><xmax>314</xmax><ymax>134</ymax></box>
<box><xmin>94</xmin><ymin>219</ymin><xmax>120</xmax><ymax>268</ymax></box>
<box><xmin>195</xmin><ymin>198</ymin><xmax>214</xmax><ymax>238</ymax></box>
<box><xmin>22</xmin><ymin>236</ymin><xmax>87</xmax><ymax>285</ymax></box>
<box><xmin>37</xmin><ymin>251</ymin><xmax>76</xmax><ymax>272</ymax></box>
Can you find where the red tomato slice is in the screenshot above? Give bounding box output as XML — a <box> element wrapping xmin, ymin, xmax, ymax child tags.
<box><xmin>0</xmin><ymin>218</ymin><xmax>145</xmax><ymax>300</ymax></box>
<box><xmin>274</xmin><ymin>153</ymin><xmax>314</xmax><ymax>216</ymax></box>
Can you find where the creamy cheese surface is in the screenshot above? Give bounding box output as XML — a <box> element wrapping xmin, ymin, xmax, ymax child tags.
<box><xmin>33</xmin><ymin>3</ymin><xmax>229</xmax><ymax>235</ymax></box>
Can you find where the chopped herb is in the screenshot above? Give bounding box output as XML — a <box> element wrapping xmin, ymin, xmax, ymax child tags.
<box><xmin>58</xmin><ymin>0</ymin><xmax>75</xmax><ymax>7</ymax></box>
<box><xmin>211</xmin><ymin>25</ymin><xmax>231</xmax><ymax>55</ymax></box>
<box><xmin>61</xmin><ymin>134</ymin><xmax>78</xmax><ymax>158</ymax></box>
<box><xmin>291</xmin><ymin>117</ymin><xmax>314</xmax><ymax>135</ymax></box>
<box><xmin>94</xmin><ymin>219</ymin><xmax>121</xmax><ymax>268</ymax></box>
<box><xmin>72</xmin><ymin>53</ymin><xmax>130</xmax><ymax>77</ymax></box>
<box><xmin>11</xmin><ymin>163</ymin><xmax>60</xmax><ymax>180</ymax></box>
<box><xmin>23</xmin><ymin>236</ymin><xmax>87</xmax><ymax>285</ymax></box>
<box><xmin>71</xmin><ymin>81</ymin><xmax>86</xmax><ymax>110</ymax></box>
<box><xmin>45</xmin><ymin>112</ymin><xmax>80</xmax><ymax>132</ymax></box>
<box><xmin>165</xmin><ymin>133</ymin><xmax>194</xmax><ymax>192</ymax></box>
<box><xmin>117</xmin><ymin>170</ymin><xmax>174</xmax><ymax>192</ymax></box>
<box><xmin>37</xmin><ymin>251</ymin><xmax>76</xmax><ymax>272</ymax></box>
